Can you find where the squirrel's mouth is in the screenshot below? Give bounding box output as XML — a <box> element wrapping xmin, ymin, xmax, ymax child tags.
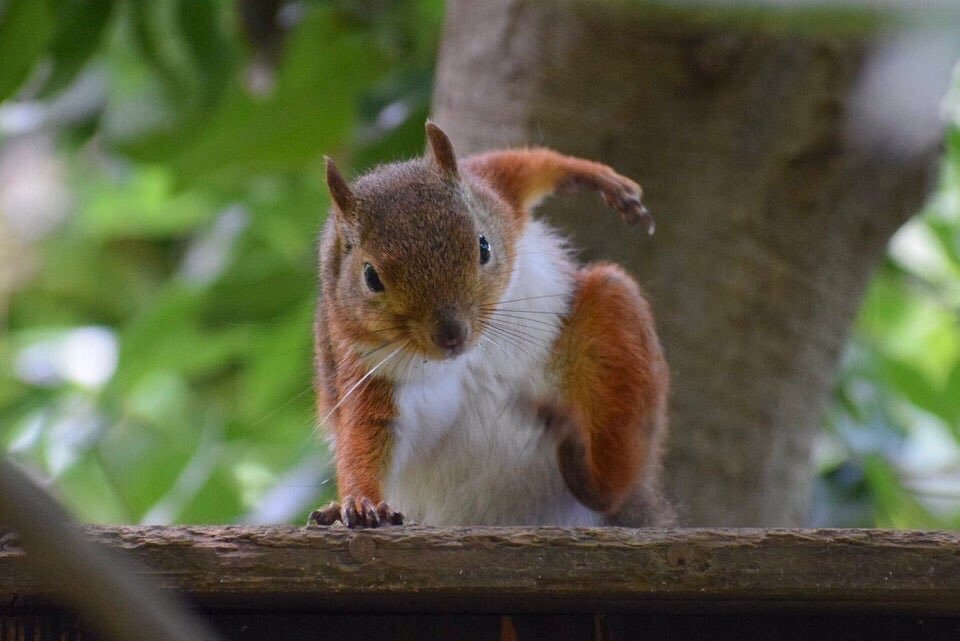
<box><xmin>439</xmin><ymin>343</ymin><xmax>468</xmax><ymax>360</ymax></box>
<box><xmin>368</xmin><ymin>315</ymin><xmax>477</xmax><ymax>364</ymax></box>
<box><xmin>416</xmin><ymin>337</ymin><xmax>472</xmax><ymax>362</ymax></box>
<box><xmin>411</xmin><ymin>329</ymin><xmax>477</xmax><ymax>362</ymax></box>
<box><xmin>417</xmin><ymin>312</ymin><xmax>472</xmax><ymax>360</ymax></box>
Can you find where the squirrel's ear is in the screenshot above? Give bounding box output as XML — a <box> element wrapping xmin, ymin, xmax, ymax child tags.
<box><xmin>325</xmin><ymin>156</ymin><xmax>355</xmax><ymax>216</ymax></box>
<box><xmin>425</xmin><ymin>120</ymin><xmax>459</xmax><ymax>179</ymax></box>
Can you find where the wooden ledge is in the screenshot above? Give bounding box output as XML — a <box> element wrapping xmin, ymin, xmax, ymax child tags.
<box><xmin>3</xmin><ymin>527</ymin><xmax>960</xmax><ymax>614</ymax></box>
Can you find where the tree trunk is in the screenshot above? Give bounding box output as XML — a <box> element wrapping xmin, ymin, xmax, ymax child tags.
<box><xmin>431</xmin><ymin>0</ymin><xmax>954</xmax><ymax>525</ymax></box>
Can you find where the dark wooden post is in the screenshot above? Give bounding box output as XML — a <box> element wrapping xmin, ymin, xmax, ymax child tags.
<box><xmin>3</xmin><ymin>526</ymin><xmax>960</xmax><ymax>640</ymax></box>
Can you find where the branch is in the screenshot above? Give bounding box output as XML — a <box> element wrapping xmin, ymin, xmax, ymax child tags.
<box><xmin>0</xmin><ymin>459</ymin><xmax>223</xmax><ymax>641</ymax></box>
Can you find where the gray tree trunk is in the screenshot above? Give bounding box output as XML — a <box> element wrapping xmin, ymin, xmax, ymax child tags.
<box><xmin>431</xmin><ymin>0</ymin><xmax>955</xmax><ymax>525</ymax></box>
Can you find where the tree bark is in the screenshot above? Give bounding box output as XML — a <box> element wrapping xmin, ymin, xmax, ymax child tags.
<box><xmin>431</xmin><ymin>0</ymin><xmax>952</xmax><ymax>525</ymax></box>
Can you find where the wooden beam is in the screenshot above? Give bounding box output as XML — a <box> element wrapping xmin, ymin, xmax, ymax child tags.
<box><xmin>2</xmin><ymin>527</ymin><xmax>960</xmax><ymax>614</ymax></box>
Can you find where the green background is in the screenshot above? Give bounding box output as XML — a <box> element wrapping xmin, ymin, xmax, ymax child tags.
<box><xmin>0</xmin><ymin>0</ymin><xmax>958</xmax><ymax>527</ymax></box>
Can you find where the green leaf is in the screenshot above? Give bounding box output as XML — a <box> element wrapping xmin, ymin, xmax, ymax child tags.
<box><xmin>175</xmin><ymin>0</ymin><xmax>235</xmax><ymax>109</ymax></box>
<box><xmin>244</xmin><ymin>172</ymin><xmax>329</xmax><ymax>261</ymax></box>
<box><xmin>40</xmin><ymin>0</ymin><xmax>114</xmax><ymax>96</ymax></box>
<box><xmin>126</xmin><ymin>369</ymin><xmax>192</xmax><ymax>429</ymax></box>
<box><xmin>947</xmin><ymin>127</ymin><xmax>960</xmax><ymax>161</ymax></box>
<box><xmin>199</xmin><ymin>251</ymin><xmax>314</xmax><ymax>325</ymax></box>
<box><xmin>128</xmin><ymin>0</ymin><xmax>191</xmax><ymax>105</ymax></box>
<box><xmin>943</xmin><ymin>363</ymin><xmax>960</xmax><ymax>438</ymax></box>
<box><xmin>95</xmin><ymin>417</ymin><xmax>201</xmax><ymax>521</ymax></box>
<box><xmin>353</xmin><ymin>93</ymin><xmax>431</xmax><ymax>171</ymax></box>
<box><xmin>928</xmin><ymin>219</ymin><xmax>960</xmax><ymax>271</ymax></box>
<box><xmin>0</xmin><ymin>0</ymin><xmax>53</xmax><ymax>101</ymax></box>
<box><xmin>55</xmin><ymin>454</ymin><xmax>131</xmax><ymax>523</ymax></box>
<box><xmin>175</xmin><ymin>464</ymin><xmax>244</xmax><ymax>524</ymax></box>
<box><xmin>76</xmin><ymin>166</ymin><xmax>217</xmax><ymax>238</ymax></box>
<box><xmin>110</xmin><ymin>285</ymin><xmax>253</xmax><ymax>393</ymax></box>
<box><xmin>10</xmin><ymin>238</ymin><xmax>162</xmax><ymax>327</ymax></box>
<box><xmin>121</xmin><ymin>5</ymin><xmax>382</xmax><ymax>187</ymax></box>
<box><xmin>877</xmin><ymin>354</ymin><xmax>953</xmax><ymax>423</ymax></box>
<box><xmin>856</xmin><ymin>267</ymin><xmax>911</xmax><ymax>339</ymax></box>
<box><xmin>236</xmin><ymin>300</ymin><xmax>313</xmax><ymax>425</ymax></box>
<box><xmin>863</xmin><ymin>456</ymin><xmax>941</xmax><ymax>529</ymax></box>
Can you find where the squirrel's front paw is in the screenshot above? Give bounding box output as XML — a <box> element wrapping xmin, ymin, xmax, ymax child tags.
<box><xmin>308</xmin><ymin>496</ymin><xmax>404</xmax><ymax>528</ymax></box>
<box><xmin>599</xmin><ymin>173</ymin><xmax>655</xmax><ymax>235</ymax></box>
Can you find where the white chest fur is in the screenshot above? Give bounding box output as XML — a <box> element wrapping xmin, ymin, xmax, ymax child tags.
<box><xmin>383</xmin><ymin>220</ymin><xmax>600</xmax><ymax>526</ymax></box>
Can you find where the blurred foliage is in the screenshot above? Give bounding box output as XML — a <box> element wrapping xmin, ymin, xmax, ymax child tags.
<box><xmin>815</xmin><ymin>125</ymin><xmax>960</xmax><ymax>528</ymax></box>
<box><xmin>0</xmin><ymin>0</ymin><xmax>958</xmax><ymax>527</ymax></box>
<box><xmin>0</xmin><ymin>0</ymin><xmax>442</xmax><ymax>524</ymax></box>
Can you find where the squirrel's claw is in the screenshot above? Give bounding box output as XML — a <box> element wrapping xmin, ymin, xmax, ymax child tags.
<box><xmin>637</xmin><ymin>205</ymin><xmax>655</xmax><ymax>236</ymax></box>
<box><xmin>616</xmin><ymin>197</ymin><xmax>655</xmax><ymax>235</ymax></box>
<box><xmin>0</xmin><ymin>529</ymin><xmax>20</xmax><ymax>550</ymax></box>
<box><xmin>534</xmin><ymin>397</ymin><xmax>579</xmax><ymax>444</ymax></box>
<box><xmin>307</xmin><ymin>498</ymin><xmax>404</xmax><ymax>528</ymax></box>
<box><xmin>308</xmin><ymin>502</ymin><xmax>342</xmax><ymax>526</ymax></box>
<box><xmin>599</xmin><ymin>174</ymin><xmax>656</xmax><ymax>235</ymax></box>
<box><xmin>341</xmin><ymin>496</ymin><xmax>364</xmax><ymax>527</ymax></box>
<box><xmin>376</xmin><ymin>501</ymin><xmax>405</xmax><ymax>525</ymax></box>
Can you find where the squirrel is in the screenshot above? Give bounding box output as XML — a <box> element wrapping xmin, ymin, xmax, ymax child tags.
<box><xmin>310</xmin><ymin>121</ymin><xmax>673</xmax><ymax>528</ymax></box>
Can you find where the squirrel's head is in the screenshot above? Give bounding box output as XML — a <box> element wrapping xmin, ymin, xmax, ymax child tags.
<box><xmin>325</xmin><ymin>122</ymin><xmax>518</xmax><ymax>361</ymax></box>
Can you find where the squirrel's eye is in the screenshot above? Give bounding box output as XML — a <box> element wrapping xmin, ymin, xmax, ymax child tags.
<box><xmin>479</xmin><ymin>235</ymin><xmax>491</xmax><ymax>265</ymax></box>
<box><xmin>363</xmin><ymin>263</ymin><xmax>385</xmax><ymax>292</ymax></box>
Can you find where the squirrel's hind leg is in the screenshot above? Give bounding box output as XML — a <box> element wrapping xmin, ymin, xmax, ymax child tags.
<box><xmin>540</xmin><ymin>262</ymin><xmax>671</xmax><ymax>519</ymax></box>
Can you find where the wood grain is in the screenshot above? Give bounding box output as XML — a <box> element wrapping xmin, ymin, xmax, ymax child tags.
<box><xmin>3</xmin><ymin>527</ymin><xmax>960</xmax><ymax>615</ymax></box>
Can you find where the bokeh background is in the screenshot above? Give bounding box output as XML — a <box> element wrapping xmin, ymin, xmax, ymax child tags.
<box><xmin>0</xmin><ymin>0</ymin><xmax>958</xmax><ymax>527</ymax></box>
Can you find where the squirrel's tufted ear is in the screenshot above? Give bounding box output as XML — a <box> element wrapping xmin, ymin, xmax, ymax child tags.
<box><xmin>325</xmin><ymin>156</ymin><xmax>355</xmax><ymax>216</ymax></box>
<box><xmin>425</xmin><ymin>120</ymin><xmax>459</xmax><ymax>179</ymax></box>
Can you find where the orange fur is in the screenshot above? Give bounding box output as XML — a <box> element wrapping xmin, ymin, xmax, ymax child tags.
<box><xmin>316</xmin><ymin>314</ymin><xmax>396</xmax><ymax>502</ymax></box>
<box><xmin>331</xmin><ymin>372</ymin><xmax>394</xmax><ymax>501</ymax></box>
<box><xmin>464</xmin><ymin>148</ymin><xmax>642</xmax><ymax>214</ymax></box>
<box><xmin>461</xmin><ymin>149</ymin><xmax>665</xmax><ymax>517</ymax></box>
<box><xmin>315</xmin><ymin>126</ymin><xmax>523</xmax><ymax>516</ymax></box>
<box><xmin>316</xmin><ymin>123</ymin><xmax>667</xmax><ymax>525</ymax></box>
<box><xmin>315</xmin><ymin>209</ymin><xmax>399</xmax><ymax>508</ymax></box>
<box><xmin>548</xmin><ymin>264</ymin><xmax>669</xmax><ymax>514</ymax></box>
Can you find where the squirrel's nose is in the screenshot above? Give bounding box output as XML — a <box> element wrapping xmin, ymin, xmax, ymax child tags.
<box><xmin>434</xmin><ymin>316</ymin><xmax>469</xmax><ymax>352</ymax></box>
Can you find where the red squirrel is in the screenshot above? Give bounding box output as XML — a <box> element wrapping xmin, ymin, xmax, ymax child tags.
<box><xmin>310</xmin><ymin>122</ymin><xmax>672</xmax><ymax>528</ymax></box>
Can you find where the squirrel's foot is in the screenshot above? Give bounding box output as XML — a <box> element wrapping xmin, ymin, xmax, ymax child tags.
<box><xmin>308</xmin><ymin>497</ymin><xmax>404</xmax><ymax>528</ymax></box>
<box><xmin>533</xmin><ymin>397</ymin><xmax>580</xmax><ymax>444</ymax></box>
<box><xmin>0</xmin><ymin>529</ymin><xmax>20</xmax><ymax>550</ymax></box>
<box><xmin>598</xmin><ymin>173</ymin><xmax>655</xmax><ymax>235</ymax></box>
<box><xmin>534</xmin><ymin>399</ymin><xmax>617</xmax><ymax>514</ymax></box>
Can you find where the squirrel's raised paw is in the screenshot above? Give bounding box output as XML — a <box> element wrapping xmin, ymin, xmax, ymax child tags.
<box><xmin>308</xmin><ymin>497</ymin><xmax>404</xmax><ymax>528</ymax></box>
<box><xmin>598</xmin><ymin>173</ymin><xmax>655</xmax><ymax>235</ymax></box>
